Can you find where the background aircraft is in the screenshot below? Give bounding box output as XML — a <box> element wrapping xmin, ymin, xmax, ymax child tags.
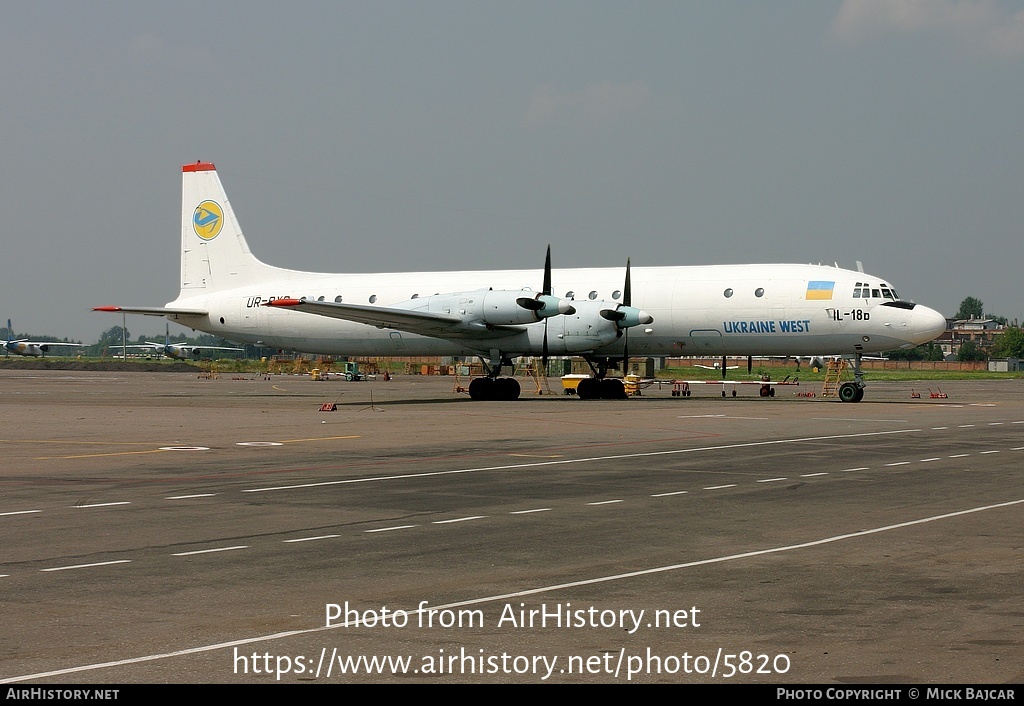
<box><xmin>3</xmin><ymin>320</ymin><xmax>81</xmax><ymax>358</ymax></box>
<box><xmin>95</xmin><ymin>162</ymin><xmax>947</xmax><ymax>402</ymax></box>
<box><xmin>124</xmin><ymin>323</ymin><xmax>244</xmax><ymax>360</ymax></box>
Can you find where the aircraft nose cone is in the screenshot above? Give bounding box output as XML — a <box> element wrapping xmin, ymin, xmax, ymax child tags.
<box><xmin>914</xmin><ymin>305</ymin><xmax>947</xmax><ymax>344</ymax></box>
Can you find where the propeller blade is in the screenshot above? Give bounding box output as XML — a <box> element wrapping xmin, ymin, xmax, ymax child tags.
<box><xmin>622</xmin><ymin>258</ymin><xmax>632</xmax><ymax>376</ymax></box>
<box><xmin>543</xmin><ymin>245</ymin><xmax>552</xmax><ymax>297</ymax></box>
<box><xmin>542</xmin><ymin>245</ymin><xmax>551</xmax><ymax>370</ymax></box>
<box><xmin>722</xmin><ymin>355</ymin><xmax>727</xmax><ymax>379</ymax></box>
<box><xmin>747</xmin><ymin>355</ymin><xmax>752</xmax><ymax>374</ymax></box>
<box><xmin>623</xmin><ymin>258</ymin><xmax>631</xmax><ymax>307</ymax></box>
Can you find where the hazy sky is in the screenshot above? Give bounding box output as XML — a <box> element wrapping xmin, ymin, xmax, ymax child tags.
<box><xmin>3</xmin><ymin>1</ymin><xmax>1022</xmax><ymax>342</ymax></box>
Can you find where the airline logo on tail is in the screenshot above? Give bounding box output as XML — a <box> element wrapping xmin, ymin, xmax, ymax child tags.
<box><xmin>193</xmin><ymin>201</ymin><xmax>224</xmax><ymax>240</ymax></box>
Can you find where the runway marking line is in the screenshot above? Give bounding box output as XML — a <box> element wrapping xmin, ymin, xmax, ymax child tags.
<box><xmin>283</xmin><ymin>535</ymin><xmax>340</xmax><ymax>543</ymax></box>
<box><xmin>704</xmin><ymin>484</ymin><xmax>737</xmax><ymax>490</ymax></box>
<box><xmin>172</xmin><ymin>546</ymin><xmax>248</xmax><ymax>556</ymax></box>
<box><xmin>75</xmin><ymin>502</ymin><xmax>131</xmax><ymax>509</ymax></box>
<box><xmin>510</xmin><ymin>508</ymin><xmax>551</xmax><ymax>514</ymax></box>
<box><xmin>0</xmin><ymin>509</ymin><xmax>41</xmax><ymax>517</ymax></box>
<box><xmin>651</xmin><ymin>490</ymin><xmax>689</xmax><ymax>496</ymax></box>
<box><xmin>166</xmin><ymin>494</ymin><xmax>217</xmax><ymax>500</ymax></box>
<box><xmin>433</xmin><ymin>516</ymin><xmax>487</xmax><ymax>524</ymax></box>
<box><xmin>241</xmin><ymin>428</ymin><xmax>924</xmax><ymax>494</ymax></box>
<box><xmin>364</xmin><ymin>525</ymin><xmax>417</xmax><ymax>533</ymax></box>
<box><xmin>756</xmin><ymin>478</ymin><xmax>787</xmax><ymax>483</ymax></box>
<box><xmin>40</xmin><ymin>560</ymin><xmax>131</xmax><ymax>573</ymax></box>
<box><xmin>12</xmin><ymin>497</ymin><xmax>1023</xmax><ymax>683</ymax></box>
<box><xmin>587</xmin><ymin>500</ymin><xmax>624</xmax><ymax>506</ymax></box>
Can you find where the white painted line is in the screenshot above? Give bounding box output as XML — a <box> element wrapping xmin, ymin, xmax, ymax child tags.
<box><xmin>236</xmin><ymin>442</ymin><xmax>284</xmax><ymax>447</ymax></box>
<box><xmin>757</xmin><ymin>478</ymin><xmax>787</xmax><ymax>483</ymax></box>
<box><xmin>839</xmin><ymin>467</ymin><xmax>869</xmax><ymax>473</ymax></box>
<box><xmin>284</xmin><ymin>535</ymin><xmax>340</xmax><ymax>543</ymax></box>
<box><xmin>919</xmin><ymin>458</ymin><xmax>941</xmax><ymax>462</ymax></box>
<box><xmin>932</xmin><ymin>427</ymin><xmax>948</xmax><ymax>430</ymax></box>
<box><xmin>242</xmin><ymin>429</ymin><xmax>924</xmax><ymax>493</ymax></box>
<box><xmin>1011</xmin><ymin>447</ymin><xmax>1024</xmax><ymax>451</ymax></box>
<box><xmin>166</xmin><ymin>494</ymin><xmax>217</xmax><ymax>500</ymax></box>
<box><xmin>800</xmin><ymin>472</ymin><xmax>828</xmax><ymax>477</ymax></box>
<box><xmin>813</xmin><ymin>418</ymin><xmax>907</xmax><ymax>423</ymax></box>
<box><xmin>41</xmin><ymin>560</ymin><xmax>132</xmax><ymax>572</ymax></box>
<box><xmin>16</xmin><ymin>498</ymin><xmax>1023</xmax><ymax>684</ymax></box>
<box><xmin>75</xmin><ymin>502</ymin><xmax>130</xmax><ymax>509</ymax></box>
<box><xmin>949</xmin><ymin>454</ymin><xmax>970</xmax><ymax>458</ymax></box>
<box><xmin>433</xmin><ymin>516</ymin><xmax>487</xmax><ymax>524</ymax></box>
<box><xmin>159</xmin><ymin>446</ymin><xmax>210</xmax><ymax>451</ymax></box>
<box><xmin>651</xmin><ymin>490</ymin><xmax>689</xmax><ymax>497</ymax></box>
<box><xmin>1012</xmin><ymin>421</ymin><xmax>1024</xmax><ymax>425</ymax></box>
<box><xmin>988</xmin><ymin>423</ymin><xmax>1004</xmax><ymax>426</ymax></box>
<box><xmin>587</xmin><ymin>500</ymin><xmax>624</xmax><ymax>506</ymax></box>
<box><xmin>364</xmin><ymin>525</ymin><xmax>417</xmax><ymax>533</ymax></box>
<box><xmin>172</xmin><ymin>546</ymin><xmax>248</xmax><ymax>556</ymax></box>
<box><xmin>0</xmin><ymin>510</ymin><xmax>42</xmax><ymax>517</ymax></box>
<box><xmin>510</xmin><ymin>508</ymin><xmax>551</xmax><ymax>515</ymax></box>
<box><xmin>885</xmin><ymin>462</ymin><xmax>910</xmax><ymax>467</ymax></box>
<box><xmin>980</xmin><ymin>451</ymin><xmax>1000</xmax><ymax>455</ymax></box>
<box><xmin>957</xmin><ymin>425</ymin><xmax>975</xmax><ymax>428</ymax></box>
<box><xmin>704</xmin><ymin>484</ymin><xmax>737</xmax><ymax>490</ymax></box>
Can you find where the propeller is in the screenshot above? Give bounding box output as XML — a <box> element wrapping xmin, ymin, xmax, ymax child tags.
<box><xmin>722</xmin><ymin>355</ymin><xmax>727</xmax><ymax>380</ymax></box>
<box><xmin>599</xmin><ymin>258</ymin><xmax>653</xmax><ymax>376</ymax></box>
<box><xmin>531</xmin><ymin>246</ymin><xmax>574</xmax><ymax>372</ymax></box>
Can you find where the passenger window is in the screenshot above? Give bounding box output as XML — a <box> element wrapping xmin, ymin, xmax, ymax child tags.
<box><xmin>588</xmin><ymin>291</ymin><xmax>598</xmax><ymax>300</ymax></box>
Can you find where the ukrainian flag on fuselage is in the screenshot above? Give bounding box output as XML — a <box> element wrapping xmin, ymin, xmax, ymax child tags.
<box><xmin>806</xmin><ymin>281</ymin><xmax>835</xmax><ymax>300</ymax></box>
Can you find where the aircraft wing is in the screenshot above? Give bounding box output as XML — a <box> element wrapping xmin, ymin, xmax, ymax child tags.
<box><xmin>92</xmin><ymin>306</ymin><xmax>209</xmax><ymax>317</ymax></box>
<box><xmin>265</xmin><ymin>299</ymin><xmax>524</xmax><ymax>340</ymax></box>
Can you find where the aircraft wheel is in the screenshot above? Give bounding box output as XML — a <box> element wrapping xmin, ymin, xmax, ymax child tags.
<box><xmin>469</xmin><ymin>377</ymin><xmax>493</xmax><ymax>401</ymax></box>
<box><xmin>838</xmin><ymin>382</ymin><xmax>861</xmax><ymax>403</ymax></box>
<box><xmin>577</xmin><ymin>378</ymin><xmax>599</xmax><ymax>400</ymax></box>
<box><xmin>722</xmin><ymin>391</ymin><xmax>726</xmax><ymax>397</ymax></box>
<box><xmin>731</xmin><ymin>390</ymin><xmax>737</xmax><ymax>397</ymax></box>
<box><xmin>600</xmin><ymin>378</ymin><xmax>627</xmax><ymax>400</ymax></box>
<box><xmin>769</xmin><ymin>387</ymin><xmax>775</xmax><ymax>397</ymax></box>
<box><xmin>496</xmin><ymin>377</ymin><xmax>521</xmax><ymax>401</ymax></box>
<box><xmin>759</xmin><ymin>386</ymin><xmax>770</xmax><ymax>397</ymax></box>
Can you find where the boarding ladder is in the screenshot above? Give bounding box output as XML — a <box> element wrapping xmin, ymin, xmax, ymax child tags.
<box><xmin>515</xmin><ymin>357</ymin><xmax>554</xmax><ymax>396</ymax></box>
<box><xmin>820</xmin><ymin>359</ymin><xmax>847</xmax><ymax>398</ymax></box>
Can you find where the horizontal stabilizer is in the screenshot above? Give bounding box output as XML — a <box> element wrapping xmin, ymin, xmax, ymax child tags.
<box><xmin>92</xmin><ymin>306</ymin><xmax>208</xmax><ymax>317</ymax></box>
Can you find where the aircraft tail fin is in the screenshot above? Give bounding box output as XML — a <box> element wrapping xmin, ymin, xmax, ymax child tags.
<box><xmin>179</xmin><ymin>162</ymin><xmax>280</xmax><ymax>294</ymax></box>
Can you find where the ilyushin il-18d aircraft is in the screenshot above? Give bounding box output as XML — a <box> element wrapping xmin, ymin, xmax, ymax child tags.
<box><xmin>95</xmin><ymin>162</ymin><xmax>946</xmax><ymax>402</ymax></box>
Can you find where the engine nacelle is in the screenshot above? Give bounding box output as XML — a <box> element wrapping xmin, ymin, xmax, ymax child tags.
<box><xmin>399</xmin><ymin>289</ymin><xmax>574</xmax><ymax>327</ymax></box>
<box><xmin>545</xmin><ymin>300</ymin><xmax>623</xmax><ymax>353</ymax></box>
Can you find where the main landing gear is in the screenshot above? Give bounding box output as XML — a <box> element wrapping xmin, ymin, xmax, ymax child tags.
<box><xmin>468</xmin><ymin>376</ymin><xmax>521</xmax><ymax>401</ymax></box>
<box><xmin>575</xmin><ymin>356</ymin><xmax>629</xmax><ymax>400</ymax></box>
<box><xmin>467</xmin><ymin>351</ymin><xmax>522</xmax><ymax>401</ymax></box>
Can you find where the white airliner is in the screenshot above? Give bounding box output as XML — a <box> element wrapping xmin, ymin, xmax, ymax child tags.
<box><xmin>3</xmin><ymin>320</ymin><xmax>82</xmax><ymax>358</ymax></box>
<box><xmin>125</xmin><ymin>323</ymin><xmax>244</xmax><ymax>360</ymax></box>
<box><xmin>95</xmin><ymin>162</ymin><xmax>947</xmax><ymax>402</ymax></box>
